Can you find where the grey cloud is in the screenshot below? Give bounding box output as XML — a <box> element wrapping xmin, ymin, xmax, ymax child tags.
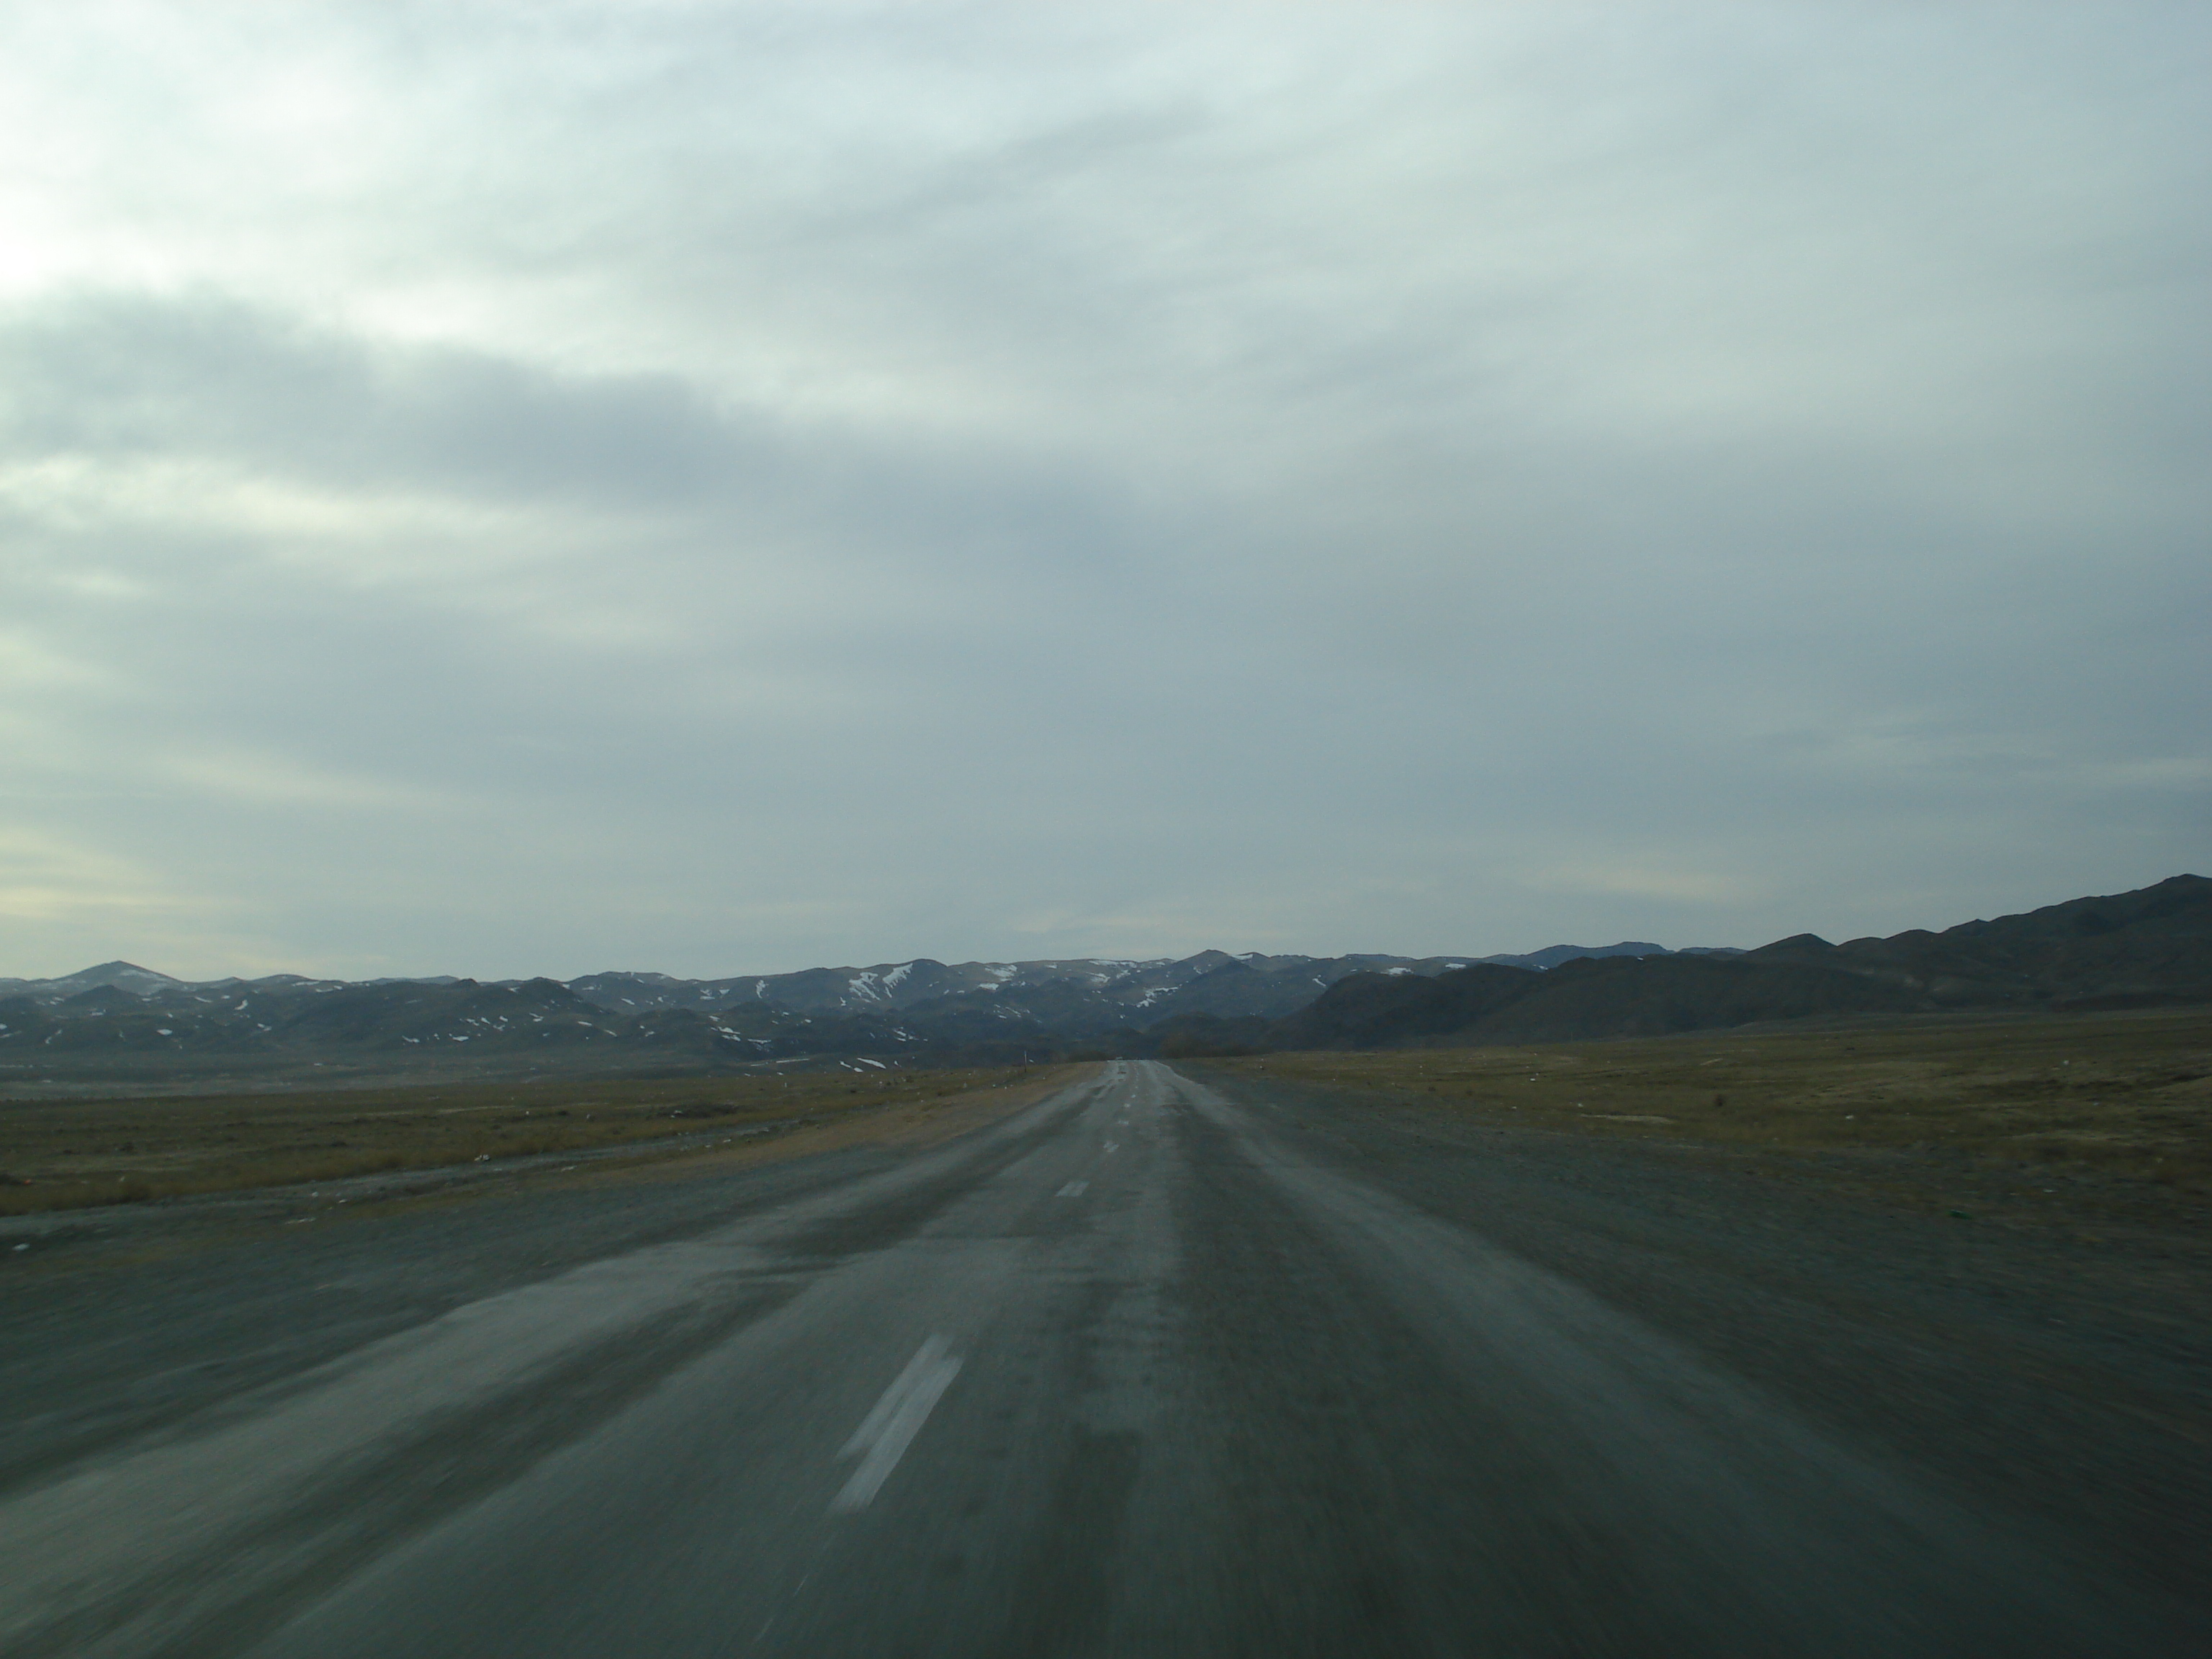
<box><xmin>0</xmin><ymin>3</ymin><xmax>2205</xmax><ymax>977</ymax></box>
<box><xmin>0</xmin><ymin>289</ymin><xmax>1169</xmax><ymax>595</ymax></box>
<box><xmin>0</xmin><ymin>292</ymin><xmax>763</xmax><ymax>507</ymax></box>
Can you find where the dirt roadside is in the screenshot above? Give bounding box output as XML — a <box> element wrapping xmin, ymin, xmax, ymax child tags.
<box><xmin>0</xmin><ymin>1065</ymin><xmax>1091</xmax><ymax>1270</ymax></box>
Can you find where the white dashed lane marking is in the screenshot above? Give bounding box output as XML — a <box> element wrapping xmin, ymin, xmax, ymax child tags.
<box><xmin>1056</xmin><ymin>1180</ymin><xmax>1088</xmax><ymax>1197</ymax></box>
<box><xmin>832</xmin><ymin>1336</ymin><xmax>962</xmax><ymax>1513</ymax></box>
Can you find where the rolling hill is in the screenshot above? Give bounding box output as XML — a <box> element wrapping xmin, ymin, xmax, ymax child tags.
<box><xmin>1</xmin><ymin>877</ymin><xmax>2202</xmax><ymax>1084</ymax></box>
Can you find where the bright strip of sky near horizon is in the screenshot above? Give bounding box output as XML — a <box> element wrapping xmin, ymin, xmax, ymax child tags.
<box><xmin>1</xmin><ymin>1</ymin><xmax>2206</xmax><ymax>980</ymax></box>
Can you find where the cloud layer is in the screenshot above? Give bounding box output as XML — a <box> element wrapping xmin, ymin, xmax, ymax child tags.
<box><xmin>1</xmin><ymin>2</ymin><xmax>2206</xmax><ymax>976</ymax></box>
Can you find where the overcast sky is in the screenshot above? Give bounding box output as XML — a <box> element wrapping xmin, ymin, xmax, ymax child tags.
<box><xmin>1</xmin><ymin>1</ymin><xmax>2205</xmax><ymax>981</ymax></box>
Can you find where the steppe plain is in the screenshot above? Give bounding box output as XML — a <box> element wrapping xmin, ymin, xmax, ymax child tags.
<box><xmin>4</xmin><ymin>1010</ymin><xmax>2206</xmax><ymax>1655</ymax></box>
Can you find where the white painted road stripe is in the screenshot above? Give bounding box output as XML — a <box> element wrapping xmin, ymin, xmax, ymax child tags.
<box><xmin>1056</xmin><ymin>1179</ymin><xmax>1087</xmax><ymax>1197</ymax></box>
<box><xmin>832</xmin><ymin>1336</ymin><xmax>962</xmax><ymax>1513</ymax></box>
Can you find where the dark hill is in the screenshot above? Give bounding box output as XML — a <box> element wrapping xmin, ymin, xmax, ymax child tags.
<box><xmin>1476</xmin><ymin>941</ymin><xmax>1670</xmax><ymax>971</ymax></box>
<box><xmin>1272</xmin><ymin>964</ymin><xmax>1547</xmax><ymax>1049</ymax></box>
<box><xmin>1236</xmin><ymin>876</ymin><xmax>2211</xmax><ymax>1051</ymax></box>
<box><xmin>1464</xmin><ymin>953</ymin><xmax>1920</xmax><ymax>1043</ymax></box>
<box><xmin>1754</xmin><ymin>874</ymin><xmax>2212</xmax><ymax>1012</ymax></box>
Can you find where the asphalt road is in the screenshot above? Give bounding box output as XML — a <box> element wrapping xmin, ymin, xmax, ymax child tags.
<box><xmin>2</xmin><ymin>1060</ymin><xmax>2204</xmax><ymax>1657</ymax></box>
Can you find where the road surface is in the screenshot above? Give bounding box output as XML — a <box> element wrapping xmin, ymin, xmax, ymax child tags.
<box><xmin>2</xmin><ymin>1060</ymin><xmax>2204</xmax><ymax>1656</ymax></box>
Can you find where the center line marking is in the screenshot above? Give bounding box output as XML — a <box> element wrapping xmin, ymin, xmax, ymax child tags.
<box><xmin>832</xmin><ymin>1335</ymin><xmax>962</xmax><ymax>1512</ymax></box>
<box><xmin>1056</xmin><ymin>1179</ymin><xmax>1088</xmax><ymax>1197</ymax></box>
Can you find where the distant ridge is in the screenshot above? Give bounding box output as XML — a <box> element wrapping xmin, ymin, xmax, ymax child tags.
<box><xmin>4</xmin><ymin>877</ymin><xmax>2200</xmax><ymax>1076</ymax></box>
<box><xmin>1154</xmin><ymin>875</ymin><xmax>2212</xmax><ymax>1054</ymax></box>
<box><xmin>31</xmin><ymin>961</ymin><xmax>185</xmax><ymax>997</ymax></box>
<box><xmin>0</xmin><ymin>940</ymin><xmax>1732</xmax><ymax>1077</ymax></box>
<box><xmin>0</xmin><ymin>940</ymin><xmax>1730</xmax><ymax>1028</ymax></box>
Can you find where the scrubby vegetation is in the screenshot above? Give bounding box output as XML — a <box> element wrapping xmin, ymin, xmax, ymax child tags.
<box><xmin>1209</xmin><ymin>1007</ymin><xmax>2212</xmax><ymax>1192</ymax></box>
<box><xmin>0</xmin><ymin>1064</ymin><xmax>1053</xmax><ymax>1215</ymax></box>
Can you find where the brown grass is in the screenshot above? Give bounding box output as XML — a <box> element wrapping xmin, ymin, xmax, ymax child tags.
<box><xmin>1208</xmin><ymin>1007</ymin><xmax>2212</xmax><ymax>1192</ymax></box>
<box><xmin>538</xmin><ymin>1064</ymin><xmax>1090</xmax><ymax>1193</ymax></box>
<box><xmin>0</xmin><ymin>1064</ymin><xmax>1072</xmax><ymax>1215</ymax></box>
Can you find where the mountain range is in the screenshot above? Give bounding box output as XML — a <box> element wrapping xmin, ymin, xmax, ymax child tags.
<box><xmin>1</xmin><ymin>876</ymin><xmax>2203</xmax><ymax>1083</ymax></box>
<box><xmin>0</xmin><ymin>941</ymin><xmax>1718</xmax><ymax>1076</ymax></box>
<box><xmin>1156</xmin><ymin>873</ymin><xmax>2212</xmax><ymax>1054</ymax></box>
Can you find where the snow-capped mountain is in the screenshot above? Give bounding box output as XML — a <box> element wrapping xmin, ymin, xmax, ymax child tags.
<box><xmin>0</xmin><ymin>941</ymin><xmax>1727</xmax><ymax>1079</ymax></box>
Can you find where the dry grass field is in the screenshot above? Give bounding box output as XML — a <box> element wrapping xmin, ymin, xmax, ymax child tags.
<box><xmin>0</xmin><ymin>1064</ymin><xmax>1071</xmax><ymax>1216</ymax></box>
<box><xmin>1210</xmin><ymin>1007</ymin><xmax>2212</xmax><ymax>1194</ymax></box>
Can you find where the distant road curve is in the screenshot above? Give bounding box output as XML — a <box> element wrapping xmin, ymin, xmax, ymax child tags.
<box><xmin>1</xmin><ymin>1060</ymin><xmax>2201</xmax><ymax>1657</ymax></box>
